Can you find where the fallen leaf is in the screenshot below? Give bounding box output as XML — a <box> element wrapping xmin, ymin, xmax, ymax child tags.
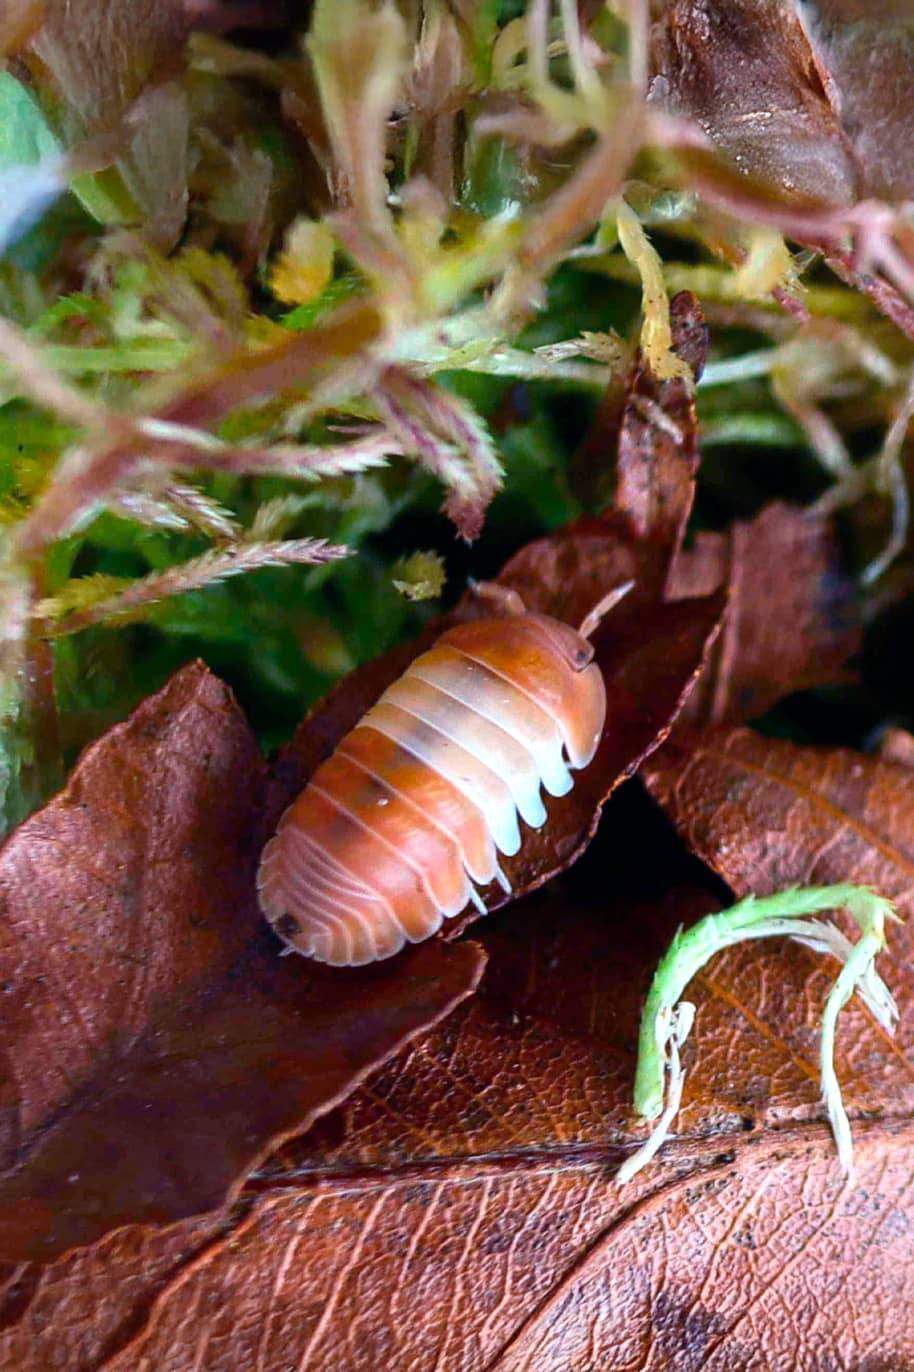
<box><xmin>651</xmin><ymin>0</ymin><xmax>914</xmax><ymax>211</ymax></box>
<box><xmin>102</xmin><ymin>1130</ymin><xmax>914</xmax><ymax>1371</ymax></box>
<box><xmin>570</xmin><ymin>289</ymin><xmax>705</xmax><ymax>555</ymax></box>
<box><xmin>801</xmin><ymin>4</ymin><xmax>914</xmax><ymax>202</ymax></box>
<box><xmin>0</xmin><ymin>661</ymin><xmax>485</xmax><ymax>1262</ymax></box>
<box><xmin>649</xmin><ymin>0</ymin><xmax>858</xmax><ymax>206</ymax></box>
<box><xmin>7</xmin><ymin>788</ymin><xmax>914</xmax><ymax>1368</ymax></box>
<box><xmin>645</xmin><ymin>724</ymin><xmax>914</xmax><ymax>915</ymax></box>
<box><xmin>0</xmin><ymin>1209</ymin><xmax>239</xmax><ymax>1368</ymax></box>
<box><xmin>10</xmin><ymin>1123</ymin><xmax>912</xmax><ymax>1370</ymax></box>
<box><xmin>669</xmin><ymin>501</ymin><xmax>861</xmax><ymax>726</ymax></box>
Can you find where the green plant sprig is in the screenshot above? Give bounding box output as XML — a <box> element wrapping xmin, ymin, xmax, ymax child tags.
<box><xmin>618</xmin><ymin>884</ymin><xmax>899</xmax><ymax>1185</ymax></box>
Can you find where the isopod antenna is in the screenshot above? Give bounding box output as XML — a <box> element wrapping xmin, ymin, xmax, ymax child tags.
<box><xmin>578</xmin><ymin>579</ymin><xmax>635</xmax><ymax>640</ymax></box>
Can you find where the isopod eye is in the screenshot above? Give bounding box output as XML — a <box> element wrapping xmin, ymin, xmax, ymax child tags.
<box><xmin>274</xmin><ymin>912</ymin><xmax>300</xmax><ymax>942</ymax></box>
<box><xmin>522</xmin><ymin>614</ymin><xmax>595</xmax><ymax>671</ymax></box>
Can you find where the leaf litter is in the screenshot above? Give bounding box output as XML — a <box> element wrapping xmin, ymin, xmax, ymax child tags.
<box><xmin>0</xmin><ymin>292</ymin><xmax>720</xmax><ymax>1260</ymax></box>
<box><xmin>5</xmin><ymin>784</ymin><xmax>914</xmax><ymax>1369</ymax></box>
<box><xmin>3</xmin><ymin>0</ymin><xmax>914</xmax><ymax>1363</ymax></box>
<box><xmin>1</xmin><ymin>270</ymin><xmax>907</xmax><ymax>1365</ymax></box>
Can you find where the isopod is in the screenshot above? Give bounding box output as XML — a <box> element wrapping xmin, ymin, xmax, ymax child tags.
<box><xmin>257</xmin><ymin>582</ymin><xmax>630</xmax><ymax>965</ymax></box>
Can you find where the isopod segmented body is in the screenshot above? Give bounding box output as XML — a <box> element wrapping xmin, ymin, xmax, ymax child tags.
<box><xmin>257</xmin><ymin>589</ymin><xmax>620</xmax><ymax>965</ymax></box>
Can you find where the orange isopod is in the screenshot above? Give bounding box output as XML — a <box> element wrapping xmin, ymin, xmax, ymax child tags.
<box><xmin>257</xmin><ymin>583</ymin><xmax>628</xmax><ymax>965</ymax></box>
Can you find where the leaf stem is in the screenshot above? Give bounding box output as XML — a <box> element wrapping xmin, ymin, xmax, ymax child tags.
<box><xmin>624</xmin><ymin>884</ymin><xmax>897</xmax><ymax>1183</ymax></box>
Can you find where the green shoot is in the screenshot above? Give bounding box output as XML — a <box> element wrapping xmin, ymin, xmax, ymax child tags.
<box><xmin>617</xmin><ymin>884</ymin><xmax>899</xmax><ymax>1185</ymax></box>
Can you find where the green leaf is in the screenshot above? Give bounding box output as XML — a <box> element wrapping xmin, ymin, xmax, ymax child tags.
<box><xmin>0</xmin><ymin>74</ymin><xmax>67</xmax><ymax>258</ymax></box>
<box><xmin>69</xmin><ymin>167</ymin><xmax>141</xmax><ymax>227</ymax></box>
<box><xmin>465</xmin><ymin>0</ymin><xmax>500</xmax><ymax>85</ymax></box>
<box><xmin>0</xmin><ymin>73</ymin><xmax>61</xmax><ymax>168</ymax></box>
<box><xmin>281</xmin><ymin>273</ymin><xmax>365</xmax><ymax>331</ymax></box>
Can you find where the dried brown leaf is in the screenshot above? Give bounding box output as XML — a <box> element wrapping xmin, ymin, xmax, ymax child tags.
<box><xmin>81</xmin><ymin>1125</ymin><xmax>914</xmax><ymax>1370</ymax></box>
<box><xmin>0</xmin><ymin>1209</ymin><xmax>239</xmax><ymax>1368</ymax></box>
<box><xmin>584</xmin><ymin>301</ymin><xmax>861</xmax><ymax>730</ymax></box>
<box><xmin>0</xmin><ymin>662</ymin><xmax>485</xmax><ymax>1262</ymax></box>
<box><xmin>800</xmin><ymin>5</ymin><xmax>914</xmax><ymax>202</ymax></box>
<box><xmin>650</xmin><ymin>0</ymin><xmax>858</xmax><ymax>205</ymax></box>
<box><xmin>650</xmin><ymin>0</ymin><xmax>914</xmax><ymax>347</ymax></box>
<box><xmin>649</xmin><ymin>4</ymin><xmax>914</xmax><ymax>340</ymax></box>
<box><xmin>572</xmin><ymin>289</ymin><xmax>706</xmax><ymax>568</ymax></box>
<box><xmin>613</xmin><ymin>289</ymin><xmax>707</xmax><ymax>564</ymax></box>
<box><xmin>670</xmin><ymin>501</ymin><xmax>862</xmax><ymax>726</ymax></box>
<box><xmin>5</xmin><ymin>786</ymin><xmax>914</xmax><ymax>1368</ymax></box>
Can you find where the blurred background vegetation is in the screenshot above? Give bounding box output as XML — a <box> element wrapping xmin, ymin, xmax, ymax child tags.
<box><xmin>2</xmin><ymin>0</ymin><xmax>914</xmax><ymax>834</ymax></box>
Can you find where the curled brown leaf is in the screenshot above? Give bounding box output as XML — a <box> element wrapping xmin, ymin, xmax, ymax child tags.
<box><xmin>650</xmin><ymin>0</ymin><xmax>858</xmax><ymax>205</ymax></box>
